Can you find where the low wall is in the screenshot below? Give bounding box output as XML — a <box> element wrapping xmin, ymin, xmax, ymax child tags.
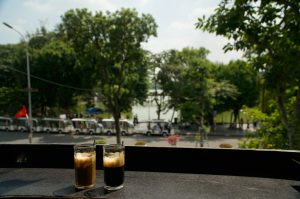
<box><xmin>0</xmin><ymin>144</ymin><xmax>299</xmax><ymax>180</ymax></box>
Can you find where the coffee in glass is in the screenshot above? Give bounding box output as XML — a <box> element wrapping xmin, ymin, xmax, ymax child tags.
<box><xmin>103</xmin><ymin>144</ymin><xmax>125</xmax><ymax>190</ymax></box>
<box><xmin>74</xmin><ymin>144</ymin><xmax>96</xmax><ymax>190</ymax></box>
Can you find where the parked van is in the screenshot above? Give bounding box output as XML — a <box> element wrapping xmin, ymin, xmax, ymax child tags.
<box><xmin>0</xmin><ymin>116</ymin><xmax>16</xmax><ymax>131</ymax></box>
<box><xmin>14</xmin><ymin>118</ymin><xmax>41</xmax><ymax>132</ymax></box>
<box><xmin>138</xmin><ymin>119</ymin><xmax>171</xmax><ymax>136</ymax></box>
<box><xmin>71</xmin><ymin>118</ymin><xmax>102</xmax><ymax>134</ymax></box>
<box><xmin>40</xmin><ymin>118</ymin><xmax>74</xmax><ymax>134</ymax></box>
<box><xmin>100</xmin><ymin>119</ymin><xmax>134</xmax><ymax>135</ymax></box>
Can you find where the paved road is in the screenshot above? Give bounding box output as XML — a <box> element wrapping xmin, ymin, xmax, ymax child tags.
<box><xmin>0</xmin><ymin>131</ymin><xmax>242</xmax><ymax>148</ymax></box>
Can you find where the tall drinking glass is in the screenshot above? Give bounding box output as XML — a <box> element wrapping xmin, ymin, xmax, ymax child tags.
<box><xmin>74</xmin><ymin>144</ymin><xmax>96</xmax><ymax>190</ymax></box>
<box><xmin>103</xmin><ymin>144</ymin><xmax>125</xmax><ymax>191</ymax></box>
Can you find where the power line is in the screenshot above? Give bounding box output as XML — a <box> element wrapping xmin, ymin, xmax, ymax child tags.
<box><xmin>1</xmin><ymin>64</ymin><xmax>93</xmax><ymax>92</ymax></box>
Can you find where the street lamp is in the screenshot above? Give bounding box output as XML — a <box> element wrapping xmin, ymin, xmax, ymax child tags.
<box><xmin>3</xmin><ymin>22</ymin><xmax>33</xmax><ymax>143</ymax></box>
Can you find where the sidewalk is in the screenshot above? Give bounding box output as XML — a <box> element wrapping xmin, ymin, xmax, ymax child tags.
<box><xmin>210</xmin><ymin>125</ymin><xmax>244</xmax><ymax>137</ymax></box>
<box><xmin>173</xmin><ymin>124</ymin><xmax>251</xmax><ymax>137</ymax></box>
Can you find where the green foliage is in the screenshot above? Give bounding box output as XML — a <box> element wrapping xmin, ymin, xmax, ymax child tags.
<box><xmin>1</xmin><ymin>8</ymin><xmax>157</xmax><ymax>131</ymax></box>
<box><xmin>148</xmin><ymin>53</ymin><xmax>169</xmax><ymax>120</ymax></box>
<box><xmin>0</xmin><ymin>87</ymin><xmax>25</xmax><ymax>115</ymax></box>
<box><xmin>0</xmin><ymin>44</ymin><xmax>19</xmax><ymax>87</ymax></box>
<box><xmin>214</xmin><ymin>60</ymin><xmax>260</xmax><ymax>122</ymax></box>
<box><xmin>179</xmin><ymin>102</ymin><xmax>201</xmax><ymax>123</ymax></box>
<box><xmin>197</xmin><ymin>0</ymin><xmax>300</xmax><ymax>149</ymax></box>
<box><xmin>0</xmin><ymin>28</ymin><xmax>88</xmax><ymax>117</ymax></box>
<box><xmin>156</xmin><ymin>48</ymin><xmax>238</xmax><ymax>125</ymax></box>
<box><xmin>241</xmin><ymin>106</ymin><xmax>267</xmax><ymax>121</ymax></box>
<box><xmin>239</xmin><ymin>108</ymin><xmax>289</xmax><ymax>149</ymax></box>
<box><xmin>0</xmin><ymin>44</ymin><xmax>29</xmax><ymax>115</ymax></box>
<box><xmin>31</xmin><ymin>39</ymin><xmax>80</xmax><ymax>114</ymax></box>
<box><xmin>202</xmin><ymin>125</ymin><xmax>211</xmax><ymax>134</ymax></box>
<box><xmin>59</xmin><ymin>8</ymin><xmax>157</xmax><ymax>144</ymax></box>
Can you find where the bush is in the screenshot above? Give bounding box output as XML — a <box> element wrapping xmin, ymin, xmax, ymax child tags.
<box><xmin>219</xmin><ymin>143</ymin><xmax>233</xmax><ymax>148</ymax></box>
<box><xmin>239</xmin><ymin>109</ymin><xmax>289</xmax><ymax>149</ymax></box>
<box><xmin>135</xmin><ymin>140</ymin><xmax>147</xmax><ymax>146</ymax></box>
<box><xmin>95</xmin><ymin>138</ymin><xmax>106</xmax><ymax>145</ymax></box>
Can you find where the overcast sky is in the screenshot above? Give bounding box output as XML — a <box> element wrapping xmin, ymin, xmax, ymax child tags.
<box><xmin>0</xmin><ymin>0</ymin><xmax>243</xmax><ymax>63</ymax></box>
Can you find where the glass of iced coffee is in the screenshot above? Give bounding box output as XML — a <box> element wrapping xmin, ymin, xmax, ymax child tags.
<box><xmin>74</xmin><ymin>144</ymin><xmax>96</xmax><ymax>190</ymax></box>
<box><xmin>103</xmin><ymin>144</ymin><xmax>125</xmax><ymax>191</ymax></box>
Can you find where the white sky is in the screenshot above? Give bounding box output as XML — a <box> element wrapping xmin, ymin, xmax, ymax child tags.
<box><xmin>0</xmin><ymin>0</ymin><xmax>243</xmax><ymax>64</ymax></box>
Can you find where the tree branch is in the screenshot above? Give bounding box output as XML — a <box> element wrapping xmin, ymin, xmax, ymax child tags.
<box><xmin>276</xmin><ymin>0</ymin><xmax>300</xmax><ymax>19</ymax></box>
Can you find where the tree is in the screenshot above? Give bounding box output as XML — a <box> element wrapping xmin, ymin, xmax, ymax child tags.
<box><xmin>156</xmin><ymin>50</ymin><xmax>186</xmax><ymax>119</ymax></box>
<box><xmin>31</xmin><ymin>39</ymin><xmax>82</xmax><ymax>115</ymax></box>
<box><xmin>0</xmin><ymin>44</ymin><xmax>28</xmax><ymax>115</ymax></box>
<box><xmin>6</xmin><ymin>28</ymin><xmax>90</xmax><ymax>117</ymax></box>
<box><xmin>0</xmin><ymin>44</ymin><xmax>17</xmax><ymax>87</ymax></box>
<box><xmin>214</xmin><ymin>60</ymin><xmax>260</xmax><ymax>126</ymax></box>
<box><xmin>148</xmin><ymin>53</ymin><xmax>169</xmax><ymax>120</ymax></box>
<box><xmin>197</xmin><ymin>0</ymin><xmax>300</xmax><ymax>149</ymax></box>
<box><xmin>58</xmin><ymin>8</ymin><xmax>157</xmax><ymax>144</ymax></box>
<box><xmin>239</xmin><ymin>106</ymin><xmax>289</xmax><ymax>149</ymax></box>
<box><xmin>157</xmin><ymin>48</ymin><xmax>238</xmax><ymax>126</ymax></box>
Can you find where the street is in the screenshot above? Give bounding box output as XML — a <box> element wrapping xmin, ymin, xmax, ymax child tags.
<box><xmin>0</xmin><ymin>131</ymin><xmax>242</xmax><ymax>148</ymax></box>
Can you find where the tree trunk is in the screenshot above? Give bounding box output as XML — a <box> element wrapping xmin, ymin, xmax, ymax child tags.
<box><xmin>153</xmin><ymin>93</ymin><xmax>162</xmax><ymax>120</ymax></box>
<box><xmin>293</xmin><ymin>88</ymin><xmax>300</xmax><ymax>149</ymax></box>
<box><xmin>275</xmin><ymin>85</ymin><xmax>292</xmax><ymax>148</ymax></box>
<box><xmin>170</xmin><ymin>108</ymin><xmax>175</xmax><ymax>123</ymax></box>
<box><xmin>261</xmin><ymin>82</ymin><xmax>266</xmax><ymax>113</ymax></box>
<box><xmin>113</xmin><ymin>111</ymin><xmax>121</xmax><ymax>145</ymax></box>
<box><xmin>233</xmin><ymin>109</ymin><xmax>239</xmax><ymax>124</ymax></box>
<box><xmin>156</xmin><ymin>103</ymin><xmax>161</xmax><ymax>120</ymax></box>
<box><xmin>231</xmin><ymin>109</ymin><xmax>239</xmax><ymax>129</ymax></box>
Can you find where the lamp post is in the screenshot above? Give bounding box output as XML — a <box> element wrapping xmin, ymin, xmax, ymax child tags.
<box><xmin>3</xmin><ymin>22</ymin><xmax>33</xmax><ymax>143</ymax></box>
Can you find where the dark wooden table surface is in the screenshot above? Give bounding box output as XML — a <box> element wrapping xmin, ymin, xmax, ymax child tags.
<box><xmin>0</xmin><ymin>168</ymin><xmax>299</xmax><ymax>199</ymax></box>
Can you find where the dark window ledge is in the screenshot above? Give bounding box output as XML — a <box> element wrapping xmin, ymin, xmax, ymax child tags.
<box><xmin>0</xmin><ymin>144</ymin><xmax>299</xmax><ymax>180</ymax></box>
